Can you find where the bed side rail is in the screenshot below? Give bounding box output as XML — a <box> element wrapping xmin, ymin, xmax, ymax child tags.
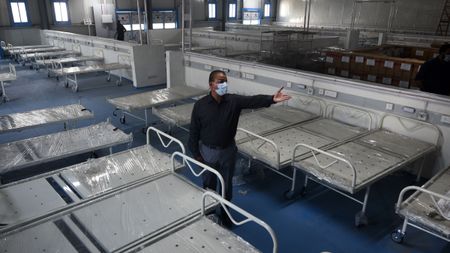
<box><xmin>237</xmin><ymin>127</ymin><xmax>280</xmax><ymax>169</ymax></box>
<box><xmin>146</xmin><ymin>126</ymin><xmax>185</xmax><ymax>154</ymax></box>
<box><xmin>292</xmin><ymin>143</ymin><xmax>357</xmax><ymax>188</ymax></box>
<box><xmin>380</xmin><ymin>114</ymin><xmax>442</xmax><ymax>146</ymax></box>
<box><xmin>201</xmin><ymin>191</ymin><xmax>278</xmax><ymax>253</ymax></box>
<box><xmin>171</xmin><ymin>151</ymin><xmax>225</xmax><ymax>198</ymax></box>
<box><xmin>286</xmin><ymin>93</ymin><xmax>325</xmax><ymax>116</ymax></box>
<box><xmin>396</xmin><ymin>185</ymin><xmax>450</xmax><ymax>221</ymax></box>
<box><xmin>326</xmin><ymin>103</ymin><xmax>374</xmax><ymax>130</ymax></box>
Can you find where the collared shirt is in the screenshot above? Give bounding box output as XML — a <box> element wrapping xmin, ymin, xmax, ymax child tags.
<box><xmin>188</xmin><ymin>93</ymin><xmax>275</xmax><ymax>158</ymax></box>
<box><xmin>415</xmin><ymin>58</ymin><xmax>450</xmax><ymax>96</ymax></box>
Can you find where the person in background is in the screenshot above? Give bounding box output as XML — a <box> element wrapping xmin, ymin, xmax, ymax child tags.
<box><xmin>415</xmin><ymin>43</ymin><xmax>450</xmax><ymax>96</ymax></box>
<box><xmin>116</xmin><ymin>20</ymin><xmax>126</xmax><ymax>41</ymax></box>
<box><xmin>188</xmin><ymin>70</ymin><xmax>291</xmax><ymax>228</ymax></box>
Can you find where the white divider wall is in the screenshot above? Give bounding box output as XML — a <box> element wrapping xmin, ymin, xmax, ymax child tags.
<box><xmin>41</xmin><ymin>30</ymin><xmax>166</xmax><ymax>88</ymax></box>
<box><xmin>181</xmin><ymin>52</ymin><xmax>450</xmax><ymax>178</ymax></box>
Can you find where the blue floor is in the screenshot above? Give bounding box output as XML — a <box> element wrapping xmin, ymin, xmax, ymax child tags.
<box><xmin>0</xmin><ymin>58</ymin><xmax>448</xmax><ymax>253</ymax></box>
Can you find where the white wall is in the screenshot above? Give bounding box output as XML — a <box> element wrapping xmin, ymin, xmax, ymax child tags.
<box><xmin>276</xmin><ymin>0</ymin><xmax>445</xmax><ymax>34</ymax></box>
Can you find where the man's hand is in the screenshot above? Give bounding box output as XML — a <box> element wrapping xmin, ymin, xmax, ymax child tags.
<box><xmin>273</xmin><ymin>86</ymin><xmax>292</xmax><ymax>103</ymax></box>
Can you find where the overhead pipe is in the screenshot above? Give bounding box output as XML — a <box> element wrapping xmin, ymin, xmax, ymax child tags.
<box><xmin>189</xmin><ymin>0</ymin><xmax>193</xmax><ymax>50</ymax></box>
<box><xmin>306</xmin><ymin>0</ymin><xmax>312</xmax><ymax>32</ymax></box>
<box><xmin>137</xmin><ymin>0</ymin><xmax>143</xmax><ymax>44</ymax></box>
<box><xmin>144</xmin><ymin>0</ymin><xmax>149</xmax><ymax>44</ymax></box>
<box><xmin>182</xmin><ymin>0</ymin><xmax>185</xmax><ymax>52</ymax></box>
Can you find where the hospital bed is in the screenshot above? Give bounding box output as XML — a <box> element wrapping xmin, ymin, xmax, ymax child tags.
<box><xmin>235</xmin><ymin>95</ymin><xmax>324</xmax><ymax>143</ymax></box>
<box><xmin>2</xmin><ymin>43</ymin><xmax>52</xmax><ymax>58</ymax></box>
<box><xmin>0</xmin><ymin>189</ymin><xmax>276</xmax><ymax>253</ymax></box>
<box><xmin>392</xmin><ymin>166</ymin><xmax>450</xmax><ymax>243</ymax></box>
<box><xmin>237</xmin><ymin>103</ymin><xmax>372</xmax><ymax>189</ymax></box>
<box><xmin>0</xmin><ymin>103</ymin><xmax>93</xmax><ymax>134</ymax></box>
<box><xmin>16</xmin><ymin>47</ymin><xmax>65</xmax><ymax>65</ymax></box>
<box><xmin>53</xmin><ymin>54</ymin><xmax>131</xmax><ymax>92</ymax></box>
<box><xmin>290</xmin><ymin>114</ymin><xmax>441</xmax><ymax>226</ymax></box>
<box><xmin>0</xmin><ymin>152</ymin><xmax>277</xmax><ymax>253</ymax></box>
<box><xmin>47</xmin><ymin>50</ymin><xmax>104</xmax><ymax>79</ymax></box>
<box><xmin>32</xmin><ymin>50</ymin><xmax>82</xmax><ymax>70</ymax></box>
<box><xmin>0</xmin><ymin>120</ymin><xmax>132</xmax><ymax>182</ymax></box>
<box><xmin>0</xmin><ymin>63</ymin><xmax>16</xmax><ymax>103</ymax></box>
<box><xmin>108</xmin><ymin>85</ymin><xmax>207</xmax><ymax>127</ymax></box>
<box><xmin>152</xmin><ymin>102</ymin><xmax>195</xmax><ymax>132</ymax></box>
<box><xmin>0</xmin><ymin>127</ymin><xmax>184</xmax><ymax>227</ymax></box>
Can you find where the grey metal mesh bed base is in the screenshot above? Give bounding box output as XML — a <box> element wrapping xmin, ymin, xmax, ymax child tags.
<box><xmin>0</xmin><ymin>153</ymin><xmax>276</xmax><ymax>253</ymax></box>
<box><xmin>0</xmin><ymin>127</ymin><xmax>183</xmax><ymax>227</ymax></box>
<box><xmin>290</xmin><ymin>114</ymin><xmax>440</xmax><ymax>226</ymax></box>
<box><xmin>393</xmin><ymin>166</ymin><xmax>450</xmax><ymax>243</ymax></box>
<box><xmin>0</xmin><ymin>103</ymin><xmax>93</xmax><ymax>134</ymax></box>
<box><xmin>0</xmin><ymin>121</ymin><xmax>132</xmax><ymax>176</ymax></box>
<box><xmin>108</xmin><ymin>86</ymin><xmax>207</xmax><ymax>126</ymax></box>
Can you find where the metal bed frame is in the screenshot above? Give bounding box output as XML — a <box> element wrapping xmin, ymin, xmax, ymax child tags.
<box><xmin>0</xmin><ymin>103</ymin><xmax>93</xmax><ymax>134</ymax></box>
<box><xmin>235</xmin><ymin>95</ymin><xmax>324</xmax><ymax>143</ymax></box>
<box><xmin>17</xmin><ymin>47</ymin><xmax>65</xmax><ymax>65</ymax></box>
<box><xmin>54</xmin><ymin>54</ymin><xmax>131</xmax><ymax>92</ymax></box>
<box><xmin>152</xmin><ymin>102</ymin><xmax>195</xmax><ymax>132</ymax></box>
<box><xmin>137</xmin><ymin>191</ymin><xmax>278</xmax><ymax>253</ymax></box>
<box><xmin>290</xmin><ymin>114</ymin><xmax>441</xmax><ymax>226</ymax></box>
<box><xmin>32</xmin><ymin>44</ymin><xmax>83</xmax><ymax>70</ymax></box>
<box><xmin>0</xmin><ymin>127</ymin><xmax>184</xmax><ymax>227</ymax></box>
<box><xmin>47</xmin><ymin>49</ymin><xmax>104</xmax><ymax>79</ymax></box>
<box><xmin>236</xmin><ymin>103</ymin><xmax>372</xmax><ymax>183</ymax></box>
<box><xmin>0</xmin><ymin>120</ymin><xmax>132</xmax><ymax>181</ymax></box>
<box><xmin>3</xmin><ymin>44</ymin><xmax>53</xmax><ymax>59</ymax></box>
<box><xmin>0</xmin><ymin>152</ymin><xmax>240</xmax><ymax>253</ymax></box>
<box><xmin>108</xmin><ymin>85</ymin><xmax>207</xmax><ymax>127</ymax></box>
<box><xmin>392</xmin><ymin>166</ymin><xmax>450</xmax><ymax>243</ymax></box>
<box><xmin>0</xmin><ymin>63</ymin><xmax>16</xmax><ymax>103</ymax></box>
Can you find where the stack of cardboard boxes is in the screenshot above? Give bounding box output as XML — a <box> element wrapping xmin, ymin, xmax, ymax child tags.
<box><xmin>323</xmin><ymin>45</ymin><xmax>439</xmax><ymax>89</ymax></box>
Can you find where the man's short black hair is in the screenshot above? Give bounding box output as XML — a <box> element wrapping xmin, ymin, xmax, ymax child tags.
<box><xmin>439</xmin><ymin>43</ymin><xmax>450</xmax><ymax>54</ymax></box>
<box><xmin>209</xmin><ymin>70</ymin><xmax>226</xmax><ymax>83</ymax></box>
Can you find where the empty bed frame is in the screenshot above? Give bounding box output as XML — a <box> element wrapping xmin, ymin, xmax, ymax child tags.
<box><xmin>0</xmin><ymin>121</ymin><xmax>132</xmax><ymax>182</ymax></box>
<box><xmin>0</xmin><ymin>103</ymin><xmax>93</xmax><ymax>134</ymax></box>
<box><xmin>0</xmin><ymin>127</ymin><xmax>184</xmax><ymax>227</ymax></box>
<box><xmin>0</xmin><ymin>63</ymin><xmax>16</xmax><ymax>102</ymax></box>
<box><xmin>108</xmin><ymin>85</ymin><xmax>207</xmax><ymax>127</ymax></box>
<box><xmin>32</xmin><ymin>44</ymin><xmax>83</xmax><ymax>70</ymax></box>
<box><xmin>237</xmin><ymin>102</ymin><xmax>371</xmax><ymax>184</ymax></box>
<box><xmin>0</xmin><ymin>152</ymin><xmax>277</xmax><ymax>253</ymax></box>
<box><xmin>291</xmin><ymin>114</ymin><xmax>441</xmax><ymax>226</ymax></box>
<box><xmin>47</xmin><ymin>49</ymin><xmax>104</xmax><ymax>79</ymax></box>
<box><xmin>53</xmin><ymin>54</ymin><xmax>131</xmax><ymax>92</ymax></box>
<box><xmin>393</xmin><ymin>166</ymin><xmax>450</xmax><ymax>243</ymax></box>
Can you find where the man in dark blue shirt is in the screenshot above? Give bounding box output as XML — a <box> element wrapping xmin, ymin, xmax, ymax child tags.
<box><xmin>188</xmin><ymin>70</ymin><xmax>291</xmax><ymax>227</ymax></box>
<box><xmin>415</xmin><ymin>44</ymin><xmax>450</xmax><ymax>96</ymax></box>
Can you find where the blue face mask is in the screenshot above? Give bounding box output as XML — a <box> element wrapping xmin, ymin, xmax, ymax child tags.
<box><xmin>215</xmin><ymin>82</ymin><xmax>228</xmax><ymax>96</ymax></box>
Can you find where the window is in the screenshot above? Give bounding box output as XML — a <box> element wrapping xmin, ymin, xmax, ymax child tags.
<box><xmin>9</xmin><ymin>1</ymin><xmax>29</xmax><ymax>24</ymax></box>
<box><xmin>229</xmin><ymin>3</ymin><xmax>236</xmax><ymax>18</ymax></box>
<box><xmin>264</xmin><ymin>3</ymin><xmax>271</xmax><ymax>17</ymax></box>
<box><xmin>208</xmin><ymin>3</ymin><xmax>216</xmax><ymax>19</ymax></box>
<box><xmin>53</xmin><ymin>1</ymin><xmax>69</xmax><ymax>23</ymax></box>
<box><xmin>152</xmin><ymin>10</ymin><xmax>177</xmax><ymax>30</ymax></box>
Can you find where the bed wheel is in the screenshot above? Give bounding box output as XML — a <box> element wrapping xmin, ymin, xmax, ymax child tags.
<box><xmin>283</xmin><ymin>190</ymin><xmax>296</xmax><ymax>200</ymax></box>
<box><xmin>72</xmin><ymin>85</ymin><xmax>78</xmax><ymax>92</ymax></box>
<box><xmin>56</xmin><ymin>76</ymin><xmax>59</xmax><ymax>81</ymax></box>
<box><xmin>391</xmin><ymin>229</ymin><xmax>405</xmax><ymax>243</ymax></box>
<box><xmin>106</xmin><ymin>76</ymin><xmax>111</xmax><ymax>82</ymax></box>
<box><xmin>29</xmin><ymin>65</ymin><xmax>33</xmax><ymax>70</ymax></box>
<box><xmin>116</xmin><ymin>80</ymin><xmax>122</xmax><ymax>86</ymax></box>
<box><xmin>119</xmin><ymin>115</ymin><xmax>126</xmax><ymax>124</ymax></box>
<box><xmin>2</xmin><ymin>96</ymin><xmax>7</xmax><ymax>103</ymax></box>
<box><xmin>47</xmin><ymin>73</ymin><xmax>50</xmax><ymax>77</ymax></box>
<box><xmin>355</xmin><ymin>211</ymin><xmax>368</xmax><ymax>227</ymax></box>
<box><xmin>65</xmin><ymin>81</ymin><xmax>69</xmax><ymax>88</ymax></box>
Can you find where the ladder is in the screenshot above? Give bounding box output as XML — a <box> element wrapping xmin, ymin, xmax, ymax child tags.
<box><xmin>436</xmin><ymin>0</ymin><xmax>450</xmax><ymax>36</ymax></box>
